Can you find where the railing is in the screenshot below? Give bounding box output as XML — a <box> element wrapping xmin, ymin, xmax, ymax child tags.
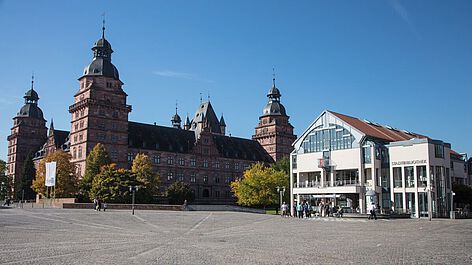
<box><xmin>294</xmin><ymin>180</ymin><xmax>360</xmax><ymax>188</ymax></box>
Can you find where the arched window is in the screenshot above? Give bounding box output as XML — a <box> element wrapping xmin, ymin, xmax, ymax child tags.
<box><xmin>300</xmin><ymin>124</ymin><xmax>355</xmax><ymax>153</ymax></box>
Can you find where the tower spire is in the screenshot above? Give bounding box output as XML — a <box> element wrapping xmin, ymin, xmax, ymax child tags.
<box><xmin>272</xmin><ymin>67</ymin><xmax>276</xmax><ymax>87</ymax></box>
<box><xmin>101</xmin><ymin>13</ymin><xmax>106</xmax><ymax>39</ymax></box>
<box><xmin>31</xmin><ymin>72</ymin><xmax>35</xmax><ymax>90</ymax></box>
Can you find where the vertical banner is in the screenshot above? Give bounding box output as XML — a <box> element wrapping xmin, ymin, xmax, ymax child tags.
<box><xmin>45</xmin><ymin>162</ymin><xmax>57</xmax><ymax>187</ymax></box>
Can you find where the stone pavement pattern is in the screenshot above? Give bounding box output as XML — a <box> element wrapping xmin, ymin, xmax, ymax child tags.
<box><xmin>0</xmin><ymin>208</ymin><xmax>471</xmax><ymax>265</ymax></box>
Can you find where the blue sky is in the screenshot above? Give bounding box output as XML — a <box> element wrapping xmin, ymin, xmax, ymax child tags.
<box><xmin>0</xmin><ymin>0</ymin><xmax>471</xmax><ymax>160</ymax></box>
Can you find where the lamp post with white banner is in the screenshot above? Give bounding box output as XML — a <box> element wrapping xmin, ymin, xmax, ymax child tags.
<box><xmin>45</xmin><ymin>162</ymin><xmax>57</xmax><ymax>205</ymax></box>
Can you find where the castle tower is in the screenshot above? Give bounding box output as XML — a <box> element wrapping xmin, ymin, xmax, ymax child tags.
<box><xmin>69</xmin><ymin>25</ymin><xmax>131</xmax><ymax>177</ymax></box>
<box><xmin>171</xmin><ymin>105</ymin><xmax>182</xmax><ymax>129</ymax></box>
<box><xmin>253</xmin><ymin>75</ymin><xmax>296</xmax><ymax>161</ymax></box>
<box><xmin>6</xmin><ymin>77</ymin><xmax>47</xmax><ymax>198</ymax></box>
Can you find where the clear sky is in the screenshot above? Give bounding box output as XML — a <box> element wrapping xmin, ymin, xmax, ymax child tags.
<box><xmin>0</xmin><ymin>0</ymin><xmax>471</xmax><ymax>160</ymax></box>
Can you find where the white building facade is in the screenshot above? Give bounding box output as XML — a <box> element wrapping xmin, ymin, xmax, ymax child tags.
<box><xmin>290</xmin><ymin>110</ymin><xmax>454</xmax><ymax>218</ymax></box>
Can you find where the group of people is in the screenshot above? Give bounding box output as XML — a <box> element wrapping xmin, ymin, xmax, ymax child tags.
<box><xmin>93</xmin><ymin>198</ymin><xmax>107</xmax><ymax>212</ymax></box>
<box><xmin>280</xmin><ymin>200</ymin><xmax>345</xmax><ymax>218</ymax></box>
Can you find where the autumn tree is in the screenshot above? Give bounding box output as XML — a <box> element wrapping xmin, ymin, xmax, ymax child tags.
<box><xmin>165</xmin><ymin>181</ymin><xmax>194</xmax><ymax>204</ymax></box>
<box><xmin>18</xmin><ymin>153</ymin><xmax>36</xmax><ymax>200</ymax></box>
<box><xmin>80</xmin><ymin>143</ymin><xmax>111</xmax><ymax>199</ymax></box>
<box><xmin>231</xmin><ymin>162</ymin><xmax>288</xmax><ymax>208</ymax></box>
<box><xmin>0</xmin><ymin>160</ymin><xmax>10</xmax><ymax>200</ymax></box>
<box><xmin>132</xmin><ymin>153</ymin><xmax>160</xmax><ymax>194</ymax></box>
<box><xmin>32</xmin><ymin>150</ymin><xmax>79</xmax><ymax>198</ymax></box>
<box><xmin>89</xmin><ymin>164</ymin><xmax>139</xmax><ymax>203</ymax></box>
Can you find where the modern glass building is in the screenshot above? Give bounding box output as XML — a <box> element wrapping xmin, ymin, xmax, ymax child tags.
<box><xmin>290</xmin><ymin>110</ymin><xmax>454</xmax><ymax>218</ymax></box>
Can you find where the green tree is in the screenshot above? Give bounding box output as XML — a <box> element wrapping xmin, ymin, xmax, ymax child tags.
<box><xmin>453</xmin><ymin>183</ymin><xmax>472</xmax><ymax>207</ymax></box>
<box><xmin>132</xmin><ymin>153</ymin><xmax>160</xmax><ymax>194</ymax></box>
<box><xmin>165</xmin><ymin>181</ymin><xmax>194</xmax><ymax>204</ymax></box>
<box><xmin>32</xmin><ymin>150</ymin><xmax>79</xmax><ymax>198</ymax></box>
<box><xmin>89</xmin><ymin>164</ymin><xmax>138</xmax><ymax>203</ymax></box>
<box><xmin>271</xmin><ymin>156</ymin><xmax>290</xmax><ymax>174</ymax></box>
<box><xmin>0</xmin><ymin>160</ymin><xmax>10</xmax><ymax>200</ymax></box>
<box><xmin>18</xmin><ymin>153</ymin><xmax>36</xmax><ymax>200</ymax></box>
<box><xmin>231</xmin><ymin>162</ymin><xmax>288</xmax><ymax>208</ymax></box>
<box><xmin>80</xmin><ymin>143</ymin><xmax>111</xmax><ymax>199</ymax></box>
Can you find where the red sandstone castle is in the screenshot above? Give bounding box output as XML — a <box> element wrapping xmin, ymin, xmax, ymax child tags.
<box><xmin>6</xmin><ymin>26</ymin><xmax>295</xmax><ymax>203</ymax></box>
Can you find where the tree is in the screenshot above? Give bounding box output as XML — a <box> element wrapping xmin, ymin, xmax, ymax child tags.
<box><xmin>271</xmin><ymin>156</ymin><xmax>290</xmax><ymax>174</ymax></box>
<box><xmin>18</xmin><ymin>153</ymin><xmax>36</xmax><ymax>200</ymax></box>
<box><xmin>231</xmin><ymin>162</ymin><xmax>288</xmax><ymax>208</ymax></box>
<box><xmin>32</xmin><ymin>150</ymin><xmax>79</xmax><ymax>198</ymax></box>
<box><xmin>80</xmin><ymin>143</ymin><xmax>111</xmax><ymax>199</ymax></box>
<box><xmin>0</xmin><ymin>160</ymin><xmax>10</xmax><ymax>200</ymax></box>
<box><xmin>453</xmin><ymin>183</ymin><xmax>472</xmax><ymax>207</ymax></box>
<box><xmin>89</xmin><ymin>164</ymin><xmax>138</xmax><ymax>203</ymax></box>
<box><xmin>131</xmin><ymin>153</ymin><xmax>160</xmax><ymax>194</ymax></box>
<box><xmin>165</xmin><ymin>181</ymin><xmax>194</xmax><ymax>204</ymax></box>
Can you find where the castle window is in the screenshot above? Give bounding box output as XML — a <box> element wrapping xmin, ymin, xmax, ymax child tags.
<box><xmin>78</xmin><ymin>146</ymin><xmax>82</xmax><ymax>158</ymax></box>
<box><xmin>178</xmin><ymin>158</ymin><xmax>185</xmax><ymax>166</ymax></box>
<box><xmin>167</xmin><ymin>157</ymin><xmax>173</xmax><ymax>165</ymax></box>
<box><xmin>79</xmin><ymin>121</ymin><xmax>84</xmax><ymax>128</ymax></box>
<box><xmin>74</xmin><ymin>123</ymin><xmax>78</xmax><ymax>131</ymax></box>
<box><xmin>106</xmin><ymin>82</ymin><xmax>112</xmax><ymax>88</ymax></box>
<box><xmin>80</xmin><ymin>110</ymin><xmax>84</xmax><ymax>117</ymax></box>
<box><xmin>79</xmin><ymin>134</ymin><xmax>83</xmax><ymax>141</ymax></box>
<box><xmin>215</xmin><ymin>161</ymin><xmax>220</xmax><ymax>169</ymax></box>
<box><xmin>215</xmin><ymin>176</ymin><xmax>220</xmax><ymax>183</ymax></box>
<box><xmin>190</xmin><ymin>173</ymin><xmax>196</xmax><ymax>182</ymax></box>
<box><xmin>235</xmin><ymin>163</ymin><xmax>239</xmax><ymax>170</ymax></box>
<box><xmin>153</xmin><ymin>154</ymin><xmax>160</xmax><ymax>164</ymax></box>
<box><xmin>225</xmin><ymin>162</ymin><xmax>230</xmax><ymax>169</ymax></box>
<box><xmin>127</xmin><ymin>153</ymin><xmax>134</xmax><ymax>162</ymax></box>
<box><xmin>113</xmin><ymin>111</ymin><xmax>118</xmax><ymax>118</ymax></box>
<box><xmin>190</xmin><ymin>158</ymin><xmax>196</xmax><ymax>167</ymax></box>
<box><xmin>177</xmin><ymin>173</ymin><xmax>184</xmax><ymax>181</ymax></box>
<box><xmin>203</xmin><ymin>160</ymin><xmax>208</xmax><ymax>168</ymax></box>
<box><xmin>72</xmin><ymin>148</ymin><xmax>77</xmax><ymax>159</ymax></box>
<box><xmin>111</xmin><ymin>151</ymin><xmax>118</xmax><ymax>160</ymax></box>
<box><xmin>167</xmin><ymin>172</ymin><xmax>173</xmax><ymax>181</ymax></box>
<box><xmin>203</xmin><ymin>176</ymin><xmax>208</xmax><ymax>183</ymax></box>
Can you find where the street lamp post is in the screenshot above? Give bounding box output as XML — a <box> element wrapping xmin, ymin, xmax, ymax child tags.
<box><xmin>276</xmin><ymin>186</ymin><xmax>285</xmax><ymax>215</ymax></box>
<box><xmin>129</xmin><ymin>186</ymin><xmax>139</xmax><ymax>215</ymax></box>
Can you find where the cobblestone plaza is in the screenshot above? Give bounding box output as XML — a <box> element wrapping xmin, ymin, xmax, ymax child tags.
<box><xmin>1</xmin><ymin>208</ymin><xmax>471</xmax><ymax>264</ymax></box>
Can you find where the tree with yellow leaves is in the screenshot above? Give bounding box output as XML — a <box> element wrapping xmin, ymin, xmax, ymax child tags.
<box><xmin>32</xmin><ymin>150</ymin><xmax>79</xmax><ymax>198</ymax></box>
<box><xmin>230</xmin><ymin>162</ymin><xmax>288</xmax><ymax>208</ymax></box>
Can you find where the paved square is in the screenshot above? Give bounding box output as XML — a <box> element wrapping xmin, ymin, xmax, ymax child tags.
<box><xmin>1</xmin><ymin>208</ymin><xmax>471</xmax><ymax>264</ymax></box>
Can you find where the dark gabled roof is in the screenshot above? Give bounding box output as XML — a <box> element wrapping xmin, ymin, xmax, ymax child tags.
<box><xmin>190</xmin><ymin>101</ymin><xmax>222</xmax><ymax>134</ymax></box>
<box><xmin>212</xmin><ymin>134</ymin><xmax>274</xmax><ymax>163</ymax></box>
<box><xmin>53</xmin><ymin>130</ymin><xmax>70</xmax><ymax>148</ymax></box>
<box><xmin>128</xmin><ymin>121</ymin><xmax>196</xmax><ymax>153</ymax></box>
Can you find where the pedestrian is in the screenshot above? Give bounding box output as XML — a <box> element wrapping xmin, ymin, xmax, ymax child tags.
<box><xmin>93</xmin><ymin>198</ymin><xmax>97</xmax><ymax>211</ymax></box>
<box><xmin>97</xmin><ymin>199</ymin><xmax>102</xmax><ymax>211</ymax></box>
<box><xmin>183</xmin><ymin>199</ymin><xmax>188</xmax><ymax>211</ymax></box>
<box><xmin>325</xmin><ymin>204</ymin><xmax>330</xmax><ymax>217</ymax></box>
<box><xmin>281</xmin><ymin>202</ymin><xmax>289</xmax><ymax>217</ymax></box>
<box><xmin>103</xmin><ymin>201</ymin><xmax>107</xmax><ymax>212</ymax></box>
<box><xmin>297</xmin><ymin>202</ymin><xmax>303</xmax><ymax>218</ymax></box>
<box><xmin>2</xmin><ymin>197</ymin><xmax>11</xmax><ymax>206</ymax></box>
<box><xmin>368</xmin><ymin>203</ymin><xmax>377</xmax><ymax>220</ymax></box>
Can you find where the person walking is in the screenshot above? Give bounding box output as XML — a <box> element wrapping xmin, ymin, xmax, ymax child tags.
<box><xmin>368</xmin><ymin>203</ymin><xmax>377</xmax><ymax>220</ymax></box>
<box><xmin>281</xmin><ymin>202</ymin><xmax>288</xmax><ymax>217</ymax></box>
<box><xmin>93</xmin><ymin>198</ymin><xmax>97</xmax><ymax>211</ymax></box>
<box><xmin>297</xmin><ymin>202</ymin><xmax>303</xmax><ymax>218</ymax></box>
<box><xmin>103</xmin><ymin>201</ymin><xmax>108</xmax><ymax>212</ymax></box>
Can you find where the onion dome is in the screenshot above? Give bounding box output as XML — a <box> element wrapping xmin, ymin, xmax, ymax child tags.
<box><xmin>262</xmin><ymin>77</ymin><xmax>286</xmax><ymax>116</ymax></box>
<box><xmin>81</xmin><ymin>25</ymin><xmax>120</xmax><ymax>80</ymax></box>
<box><xmin>17</xmin><ymin>77</ymin><xmax>45</xmax><ymax>120</ymax></box>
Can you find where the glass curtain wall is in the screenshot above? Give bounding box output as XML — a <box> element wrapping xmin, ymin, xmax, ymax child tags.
<box><xmin>405</xmin><ymin>166</ymin><xmax>414</xmax><ymax>188</ymax></box>
<box><xmin>393</xmin><ymin>167</ymin><xmax>402</xmax><ymax>188</ymax></box>
<box><xmin>301</xmin><ymin>124</ymin><xmax>355</xmax><ymax>153</ymax></box>
<box><xmin>417</xmin><ymin>166</ymin><xmax>427</xmax><ymax>188</ymax></box>
<box><xmin>394</xmin><ymin>193</ymin><xmax>403</xmax><ymax>213</ymax></box>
